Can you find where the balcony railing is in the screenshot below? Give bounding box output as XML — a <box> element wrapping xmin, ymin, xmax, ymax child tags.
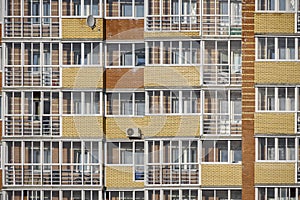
<box><xmin>4</xmin><ymin>17</ymin><xmax>59</xmax><ymax>38</ymax></box>
<box><xmin>203</xmin><ymin>114</ymin><xmax>241</xmax><ymax>135</ymax></box>
<box><xmin>146</xmin><ymin>164</ymin><xmax>199</xmax><ymax>185</ymax></box>
<box><xmin>5</xmin><ymin>164</ymin><xmax>101</xmax><ymax>186</ymax></box>
<box><xmin>203</xmin><ymin>65</ymin><xmax>241</xmax><ymax>85</ymax></box>
<box><xmin>5</xmin><ymin>116</ymin><xmax>60</xmax><ymax>137</ymax></box>
<box><xmin>5</xmin><ymin>66</ymin><xmax>60</xmax><ymax>87</ymax></box>
<box><xmin>146</xmin><ymin>15</ymin><xmax>200</xmax><ymax>31</ymax></box>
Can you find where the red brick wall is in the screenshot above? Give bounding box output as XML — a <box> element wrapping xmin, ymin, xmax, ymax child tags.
<box><xmin>242</xmin><ymin>0</ymin><xmax>255</xmax><ymax>199</ymax></box>
<box><xmin>105</xmin><ymin>68</ymin><xmax>144</xmax><ymax>89</ymax></box>
<box><xmin>105</xmin><ymin>19</ymin><xmax>144</xmax><ymax>40</ymax></box>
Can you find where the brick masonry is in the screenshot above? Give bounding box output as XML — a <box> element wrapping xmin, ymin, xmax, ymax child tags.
<box><xmin>242</xmin><ymin>0</ymin><xmax>255</xmax><ymax>199</ymax></box>
<box><xmin>62</xmin><ymin>67</ymin><xmax>103</xmax><ymax>89</ymax></box>
<box><xmin>254</xmin><ymin>113</ymin><xmax>295</xmax><ymax>134</ymax></box>
<box><xmin>254</xmin><ymin>13</ymin><xmax>295</xmax><ymax>34</ymax></box>
<box><xmin>105</xmin><ymin>116</ymin><xmax>200</xmax><ymax>139</ymax></box>
<box><xmin>105</xmin><ymin>166</ymin><xmax>144</xmax><ymax>189</ymax></box>
<box><xmin>105</xmin><ymin>68</ymin><xmax>144</xmax><ymax>89</ymax></box>
<box><xmin>105</xmin><ymin>19</ymin><xmax>144</xmax><ymax>40</ymax></box>
<box><xmin>144</xmin><ymin>66</ymin><xmax>200</xmax><ymax>87</ymax></box>
<box><xmin>62</xmin><ymin>116</ymin><xmax>104</xmax><ymax>138</ymax></box>
<box><xmin>255</xmin><ymin>163</ymin><xmax>295</xmax><ymax>184</ymax></box>
<box><xmin>201</xmin><ymin>164</ymin><xmax>242</xmax><ymax>186</ymax></box>
<box><xmin>62</xmin><ymin>18</ymin><xmax>104</xmax><ymax>39</ymax></box>
<box><xmin>255</xmin><ymin>62</ymin><xmax>300</xmax><ymax>84</ymax></box>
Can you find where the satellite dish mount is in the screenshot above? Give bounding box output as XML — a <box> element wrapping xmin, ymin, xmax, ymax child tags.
<box><xmin>86</xmin><ymin>15</ymin><xmax>96</xmax><ymax>29</ymax></box>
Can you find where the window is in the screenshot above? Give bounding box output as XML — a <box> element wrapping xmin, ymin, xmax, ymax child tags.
<box><xmin>148</xmin><ymin>41</ymin><xmax>200</xmax><ymax>65</ymax></box>
<box><xmin>106</xmin><ymin>191</ymin><xmax>144</xmax><ymax>200</ymax></box>
<box><xmin>63</xmin><ymin>91</ymin><xmax>101</xmax><ymax>115</ymax></box>
<box><xmin>257</xmin><ymin>38</ymin><xmax>275</xmax><ymax>59</ymax></box>
<box><xmin>257</xmin><ymin>137</ymin><xmax>295</xmax><ymax>161</ymax></box>
<box><xmin>106</xmin><ymin>142</ymin><xmax>144</xmax><ymax>166</ymax></box>
<box><xmin>257</xmin><ymin>188</ymin><xmax>296</xmax><ymax>200</ymax></box>
<box><xmin>202</xmin><ymin>140</ymin><xmax>242</xmax><ymax>163</ymax></box>
<box><xmin>202</xmin><ymin>190</ymin><xmax>242</xmax><ymax>200</ymax></box>
<box><xmin>106</xmin><ymin>43</ymin><xmax>145</xmax><ymax>67</ymax></box>
<box><xmin>257</xmin><ymin>0</ymin><xmax>295</xmax><ymax>11</ymax></box>
<box><xmin>257</xmin><ymin>87</ymin><xmax>295</xmax><ymax>111</ymax></box>
<box><xmin>257</xmin><ymin>37</ymin><xmax>296</xmax><ymax>60</ymax></box>
<box><xmin>278</xmin><ymin>38</ymin><xmax>295</xmax><ymax>60</ymax></box>
<box><xmin>106</xmin><ymin>92</ymin><xmax>144</xmax><ymax>116</ymax></box>
<box><xmin>32</xmin><ymin>0</ymin><xmax>40</xmax><ymax>24</ymax></box>
<box><xmin>62</xmin><ymin>0</ymin><xmax>101</xmax><ymax>16</ymax></box>
<box><xmin>43</xmin><ymin>0</ymin><xmax>51</xmax><ymax>23</ymax></box>
<box><xmin>25</xmin><ymin>43</ymin><xmax>41</xmax><ymax>72</ymax></box>
<box><xmin>106</xmin><ymin>0</ymin><xmax>144</xmax><ymax>17</ymax></box>
<box><xmin>147</xmin><ymin>90</ymin><xmax>201</xmax><ymax>114</ymax></box>
<box><xmin>63</xmin><ymin>43</ymin><xmax>102</xmax><ymax>65</ymax></box>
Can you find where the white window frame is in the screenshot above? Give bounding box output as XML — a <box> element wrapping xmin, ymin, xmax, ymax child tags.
<box><xmin>256</xmin><ymin>0</ymin><xmax>296</xmax><ymax>11</ymax></box>
<box><xmin>62</xmin><ymin>91</ymin><xmax>102</xmax><ymax>115</ymax></box>
<box><xmin>146</xmin><ymin>40</ymin><xmax>200</xmax><ymax>66</ymax></box>
<box><xmin>105</xmin><ymin>42</ymin><xmax>145</xmax><ymax>68</ymax></box>
<box><xmin>62</xmin><ymin>42</ymin><xmax>102</xmax><ymax>66</ymax></box>
<box><xmin>105</xmin><ymin>92</ymin><xmax>145</xmax><ymax>116</ymax></box>
<box><xmin>256</xmin><ymin>87</ymin><xmax>296</xmax><ymax>112</ymax></box>
<box><xmin>256</xmin><ymin>137</ymin><xmax>296</xmax><ymax>162</ymax></box>
<box><xmin>146</xmin><ymin>90</ymin><xmax>201</xmax><ymax>115</ymax></box>
<box><xmin>201</xmin><ymin>140</ymin><xmax>242</xmax><ymax>163</ymax></box>
<box><xmin>105</xmin><ymin>0</ymin><xmax>144</xmax><ymax>18</ymax></box>
<box><xmin>256</xmin><ymin>37</ymin><xmax>298</xmax><ymax>61</ymax></box>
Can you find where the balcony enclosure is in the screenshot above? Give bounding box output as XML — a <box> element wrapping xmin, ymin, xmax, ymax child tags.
<box><xmin>5</xmin><ymin>91</ymin><xmax>60</xmax><ymax>136</ymax></box>
<box><xmin>146</xmin><ymin>0</ymin><xmax>241</xmax><ymax>35</ymax></box>
<box><xmin>146</xmin><ymin>0</ymin><xmax>200</xmax><ymax>31</ymax></box>
<box><xmin>6</xmin><ymin>190</ymin><xmax>101</xmax><ymax>200</ymax></box>
<box><xmin>4</xmin><ymin>0</ymin><xmax>60</xmax><ymax>38</ymax></box>
<box><xmin>203</xmin><ymin>40</ymin><xmax>241</xmax><ymax>85</ymax></box>
<box><xmin>5</xmin><ymin>141</ymin><xmax>102</xmax><ymax>186</ymax></box>
<box><xmin>62</xmin><ymin>0</ymin><xmax>102</xmax><ymax>16</ymax></box>
<box><xmin>105</xmin><ymin>0</ymin><xmax>144</xmax><ymax>18</ymax></box>
<box><xmin>146</xmin><ymin>139</ymin><xmax>199</xmax><ymax>185</ymax></box>
<box><xmin>4</xmin><ymin>42</ymin><xmax>60</xmax><ymax>87</ymax></box>
<box><xmin>203</xmin><ymin>90</ymin><xmax>242</xmax><ymax>135</ymax></box>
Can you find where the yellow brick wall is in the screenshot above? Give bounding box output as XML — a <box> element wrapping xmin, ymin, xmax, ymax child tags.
<box><xmin>144</xmin><ymin>31</ymin><xmax>200</xmax><ymax>38</ymax></box>
<box><xmin>62</xmin><ymin>67</ymin><xmax>103</xmax><ymax>89</ymax></box>
<box><xmin>255</xmin><ymin>62</ymin><xmax>300</xmax><ymax>84</ymax></box>
<box><xmin>254</xmin><ymin>13</ymin><xmax>295</xmax><ymax>34</ymax></box>
<box><xmin>254</xmin><ymin>113</ymin><xmax>295</xmax><ymax>134</ymax></box>
<box><xmin>105</xmin><ymin>166</ymin><xmax>144</xmax><ymax>189</ymax></box>
<box><xmin>145</xmin><ymin>66</ymin><xmax>200</xmax><ymax>87</ymax></box>
<box><xmin>105</xmin><ymin>116</ymin><xmax>200</xmax><ymax>139</ymax></box>
<box><xmin>62</xmin><ymin>18</ymin><xmax>104</xmax><ymax>39</ymax></box>
<box><xmin>62</xmin><ymin>116</ymin><xmax>103</xmax><ymax>138</ymax></box>
<box><xmin>255</xmin><ymin>163</ymin><xmax>295</xmax><ymax>184</ymax></box>
<box><xmin>201</xmin><ymin>164</ymin><xmax>242</xmax><ymax>186</ymax></box>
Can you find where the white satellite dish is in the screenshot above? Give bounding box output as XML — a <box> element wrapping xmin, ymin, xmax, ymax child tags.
<box><xmin>86</xmin><ymin>15</ymin><xmax>96</xmax><ymax>29</ymax></box>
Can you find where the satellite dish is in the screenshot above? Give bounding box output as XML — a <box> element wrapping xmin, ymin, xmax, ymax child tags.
<box><xmin>86</xmin><ymin>15</ymin><xmax>96</xmax><ymax>29</ymax></box>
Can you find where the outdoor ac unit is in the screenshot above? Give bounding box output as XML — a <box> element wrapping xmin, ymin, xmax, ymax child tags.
<box><xmin>126</xmin><ymin>128</ymin><xmax>141</xmax><ymax>138</ymax></box>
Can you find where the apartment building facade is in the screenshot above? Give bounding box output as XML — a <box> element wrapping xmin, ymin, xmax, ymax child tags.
<box><xmin>0</xmin><ymin>0</ymin><xmax>298</xmax><ymax>199</ymax></box>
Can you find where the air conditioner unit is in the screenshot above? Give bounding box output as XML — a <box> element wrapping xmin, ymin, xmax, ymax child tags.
<box><xmin>126</xmin><ymin>128</ymin><xmax>141</xmax><ymax>138</ymax></box>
